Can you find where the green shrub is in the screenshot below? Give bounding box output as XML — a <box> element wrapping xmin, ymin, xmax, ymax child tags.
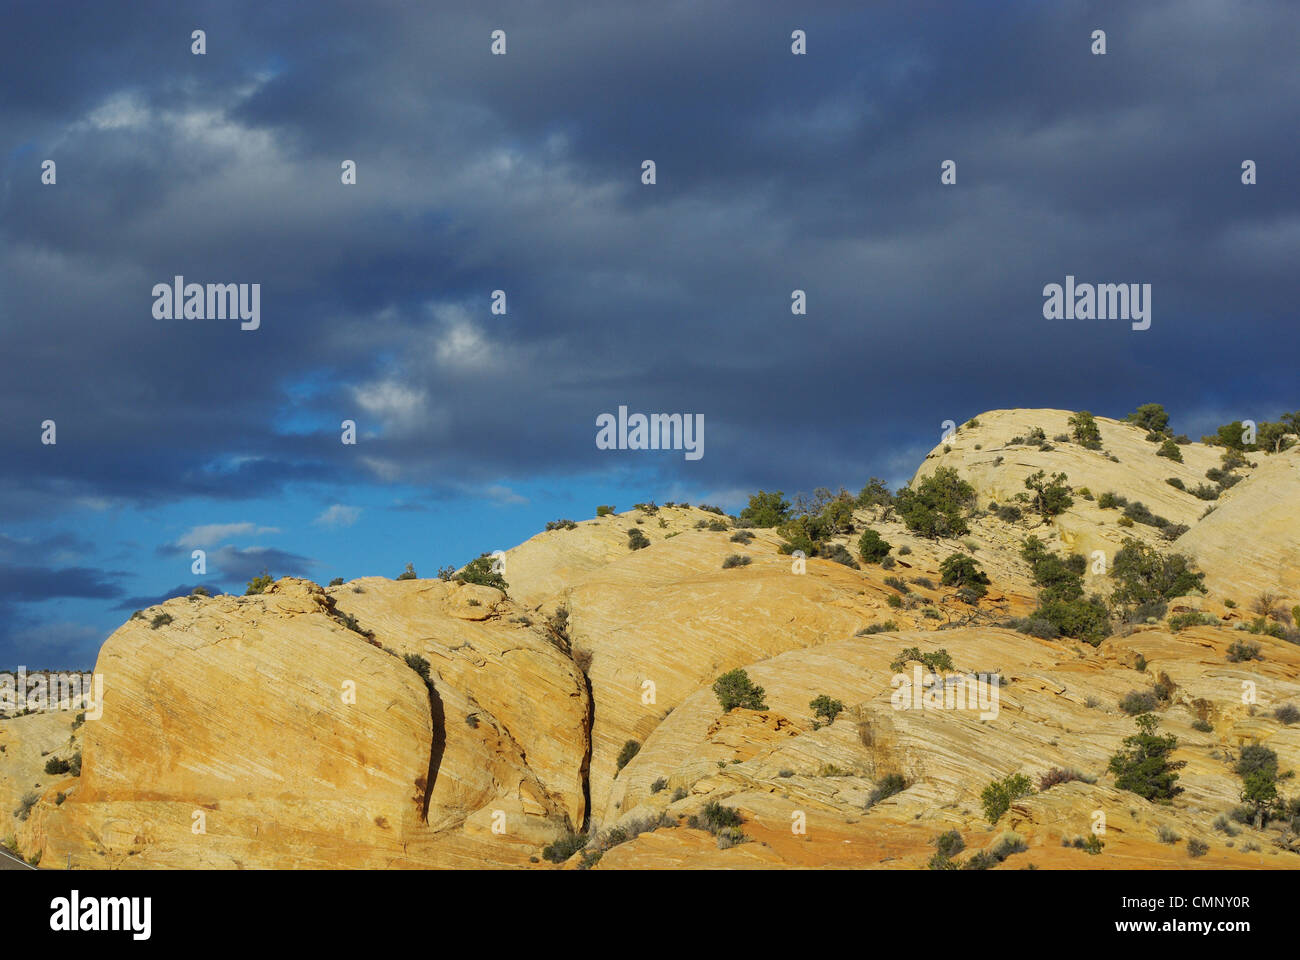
<box><xmin>1226</xmin><ymin>641</ymin><xmax>1261</xmax><ymax>663</ymax></box>
<box><xmin>404</xmin><ymin>653</ymin><xmax>432</xmax><ymax>683</ymax></box>
<box><xmin>865</xmin><ymin>773</ymin><xmax>907</xmax><ymax>808</ymax></box>
<box><xmin>1234</xmin><ymin>744</ymin><xmax>1287</xmax><ymax>827</ymax></box>
<box><xmin>1024</xmin><ymin>470</ymin><xmax>1073</xmax><ymax>520</ymax></box>
<box><xmin>545</xmin><ymin>519</ymin><xmax>578</xmax><ymax>531</ymax></box>
<box><xmin>542</xmin><ymin>831</ymin><xmax>589</xmax><ymax>863</ymax></box>
<box><xmin>712</xmin><ymin>669</ymin><xmax>767</xmax><ymax>711</ymax></box>
<box><xmin>458</xmin><ymin>553</ymin><xmax>509</xmax><ymax>592</ymax></box>
<box><xmin>890</xmin><ymin>646</ymin><xmax>954</xmax><ymax>674</ymax></box>
<box><xmin>1126</xmin><ymin>403</ymin><xmax>1170</xmax><ymax>434</ymax></box>
<box><xmin>44</xmin><ymin>756</ymin><xmax>71</xmax><ymax>776</ymax></box>
<box><xmin>980</xmin><ymin>773</ymin><xmax>1034</xmax><ymax>824</ymax></box>
<box><xmin>933</xmin><ymin>829</ymin><xmax>965</xmax><ymax>859</ymax></box>
<box><xmin>1010</xmin><ymin>617</ymin><xmax>1060</xmax><ymax>640</ymax></box>
<box><xmin>1033</xmin><ymin>596</ymin><xmax>1110</xmax><ymax>644</ymax></box>
<box><xmin>150</xmin><ymin>612</ymin><xmax>173</xmax><ymax>629</ymax></box>
<box><xmin>651</xmin><ymin>777</ymin><xmax>668</xmax><ymax>793</ymax></box>
<box><xmin>721</xmin><ymin>554</ymin><xmax>752</xmax><ymax>569</ymax></box>
<box><xmin>396</xmin><ymin>562</ymin><xmax>418</xmax><ymax>580</ymax></box>
<box><xmin>596</xmin><ymin>505</ymin><xmax>615</xmax><ymax>517</ymax></box>
<box><xmin>626</xmin><ymin>528</ymin><xmax>650</xmax><ymax>550</ymax></box>
<box><xmin>857</xmin><ymin>528</ymin><xmax>892</xmax><ymax>563</ymax></box>
<box><xmin>856</xmin><ymin>478</ymin><xmax>893</xmax><ymax>509</ymax></box>
<box><xmin>1156</xmin><ymin>438</ymin><xmax>1183</xmax><ymax>462</ymax></box>
<box><xmin>1234</xmin><ymin>743</ymin><xmax>1280</xmax><ymax>780</ymax></box>
<box><xmin>1204</xmin><ymin>466</ymin><xmax>1236</xmax><ymax>487</ymax></box>
<box><xmin>820</xmin><ymin>542</ymin><xmax>859</xmax><ymax>568</ymax></box>
<box><xmin>895</xmin><ymin>467</ymin><xmax>975</xmax><ymax>539</ymax></box>
<box><xmin>855</xmin><ymin>621</ymin><xmax>898</xmax><ymax>635</ymax></box>
<box><xmin>616</xmin><ymin>740</ymin><xmax>641</xmax><ymax>771</ymax></box>
<box><xmin>690</xmin><ymin>800</ymin><xmax>744</xmax><ymax>834</ymax></box>
<box><xmin>1109</xmin><ymin>539</ymin><xmax>1206</xmax><ymax>614</ymax></box>
<box><xmin>1166</xmin><ymin>477</ymin><xmax>1185</xmax><ymax>491</ymax></box>
<box><xmin>1027</xmin><ymin>551</ymin><xmax>1087</xmax><ymax>603</ymax></box>
<box><xmin>1069</xmin><ymin>411</ymin><xmax>1103</xmax><ymax>448</ymax></box>
<box><xmin>738</xmin><ymin>490</ymin><xmax>790</xmax><ymax>528</ymax></box>
<box><xmin>1120</xmin><ymin>691</ymin><xmax>1159</xmax><ymax>715</ymax></box>
<box><xmin>1108</xmin><ymin>714</ymin><xmax>1185</xmax><ymax>802</ymax></box>
<box><xmin>245</xmin><ymin>571</ymin><xmax>273</xmax><ymax>595</ymax></box>
<box><xmin>729</xmin><ymin>530</ymin><xmax>755</xmax><ymax>544</ymax></box>
<box><xmin>1122</xmin><ymin>501</ymin><xmax>1169</xmax><ymax>528</ymax></box>
<box><xmin>1187</xmin><ymin>838</ymin><xmax>1209</xmax><ymax>857</ymax></box>
<box><xmin>1274</xmin><ymin>704</ymin><xmax>1300</xmax><ymax>725</ymax></box>
<box><xmin>1168</xmin><ymin>611</ymin><xmax>1217</xmax><ymax>631</ymax></box>
<box><xmin>991</xmin><ymin>831</ymin><xmax>1029</xmax><ymax>859</ymax></box>
<box><xmin>1208</xmin><ymin>421</ymin><xmax>1255</xmax><ymax>451</ymax></box>
<box><xmin>939</xmin><ymin>553</ymin><xmax>990</xmax><ymax>599</ymax></box>
<box><xmin>328</xmin><ymin>577</ymin><xmax>344</xmax><ymax>587</ymax></box>
<box><xmin>14</xmin><ymin>792</ymin><xmax>39</xmax><ymax>822</ymax></box>
<box><xmin>809</xmin><ymin>695</ymin><xmax>844</xmax><ymax>725</ymax></box>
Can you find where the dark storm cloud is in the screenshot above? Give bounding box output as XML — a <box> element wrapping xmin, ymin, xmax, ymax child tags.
<box><xmin>0</xmin><ymin>563</ymin><xmax>122</xmax><ymax>602</ymax></box>
<box><xmin>205</xmin><ymin>545</ymin><xmax>315</xmax><ymax>583</ymax></box>
<box><xmin>114</xmin><ymin>583</ymin><xmax>226</xmax><ymax>611</ymax></box>
<box><xmin>0</xmin><ymin>532</ymin><xmax>124</xmax><ymax>602</ymax></box>
<box><xmin>1</xmin><ymin>0</ymin><xmax>1296</xmax><ymax>520</ymax></box>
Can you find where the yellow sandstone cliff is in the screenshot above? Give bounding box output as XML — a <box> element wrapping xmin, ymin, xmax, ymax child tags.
<box><xmin>5</xmin><ymin>410</ymin><xmax>1298</xmax><ymax>869</ymax></box>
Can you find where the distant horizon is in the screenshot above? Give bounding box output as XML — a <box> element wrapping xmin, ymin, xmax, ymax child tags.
<box><xmin>3</xmin><ymin>398</ymin><xmax>1290</xmax><ymax>670</ymax></box>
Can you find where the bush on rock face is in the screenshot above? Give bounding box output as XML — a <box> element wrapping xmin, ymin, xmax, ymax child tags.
<box><xmin>712</xmin><ymin>668</ymin><xmax>767</xmax><ymax>712</ymax></box>
<box><xmin>895</xmin><ymin>468</ymin><xmax>975</xmax><ymax>539</ymax></box>
<box><xmin>858</xmin><ymin>528</ymin><xmax>892</xmax><ymax>563</ymax></box>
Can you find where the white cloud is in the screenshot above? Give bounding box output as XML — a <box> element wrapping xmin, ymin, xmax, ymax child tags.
<box><xmin>175</xmin><ymin>522</ymin><xmax>280</xmax><ymax>550</ymax></box>
<box><xmin>484</xmin><ymin>484</ymin><xmax>529</xmax><ymax>506</ymax></box>
<box><xmin>430</xmin><ymin>303</ymin><xmax>494</xmax><ymax>372</ymax></box>
<box><xmin>352</xmin><ymin>379</ymin><xmax>431</xmax><ymax>435</ymax></box>
<box><xmin>313</xmin><ymin>504</ymin><xmax>361</xmax><ymax>528</ymax></box>
<box><xmin>85</xmin><ymin>92</ymin><xmax>151</xmax><ymax>131</ymax></box>
<box><xmin>359</xmin><ymin>455</ymin><xmax>405</xmax><ymax>482</ymax></box>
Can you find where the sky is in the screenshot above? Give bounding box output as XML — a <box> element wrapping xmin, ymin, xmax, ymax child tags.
<box><xmin>1</xmin><ymin>0</ymin><xmax>1296</xmax><ymax>666</ymax></box>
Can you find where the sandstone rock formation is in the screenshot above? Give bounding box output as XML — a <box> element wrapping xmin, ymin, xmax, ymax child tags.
<box><xmin>4</xmin><ymin>408</ymin><xmax>1298</xmax><ymax>869</ymax></box>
